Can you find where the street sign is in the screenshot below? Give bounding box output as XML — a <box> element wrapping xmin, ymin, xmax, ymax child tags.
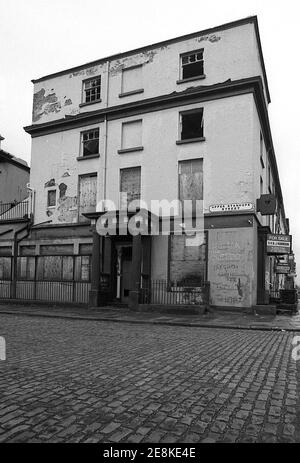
<box><xmin>266</xmin><ymin>234</ymin><xmax>292</xmax><ymax>255</ymax></box>
<box><xmin>275</xmin><ymin>264</ymin><xmax>290</xmax><ymax>274</ymax></box>
<box><xmin>209</xmin><ymin>202</ymin><xmax>254</xmax><ymax>213</ymax></box>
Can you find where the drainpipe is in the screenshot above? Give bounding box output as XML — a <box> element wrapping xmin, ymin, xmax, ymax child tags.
<box><xmin>11</xmin><ymin>222</ymin><xmax>32</xmax><ymax>299</ymax></box>
<box><xmin>103</xmin><ymin>59</ymin><xmax>110</xmax><ymax>204</ymax></box>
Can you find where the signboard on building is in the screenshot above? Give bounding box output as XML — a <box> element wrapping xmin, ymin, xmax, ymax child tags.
<box><xmin>275</xmin><ymin>264</ymin><xmax>290</xmax><ymax>274</ymax></box>
<box><xmin>266</xmin><ymin>234</ymin><xmax>292</xmax><ymax>255</ymax></box>
<box><xmin>209</xmin><ymin>202</ymin><xmax>254</xmax><ymax>213</ymax></box>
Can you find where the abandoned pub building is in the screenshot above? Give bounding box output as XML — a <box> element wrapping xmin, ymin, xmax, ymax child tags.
<box><xmin>0</xmin><ymin>16</ymin><xmax>294</xmax><ymax>310</ymax></box>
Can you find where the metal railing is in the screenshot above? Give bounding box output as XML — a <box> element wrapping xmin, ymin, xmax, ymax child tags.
<box><xmin>139</xmin><ymin>279</ymin><xmax>210</xmax><ymax>306</ymax></box>
<box><xmin>0</xmin><ymin>201</ymin><xmax>29</xmax><ymax>220</ymax></box>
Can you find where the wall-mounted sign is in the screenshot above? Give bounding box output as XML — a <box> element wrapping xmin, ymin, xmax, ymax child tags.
<box><xmin>209</xmin><ymin>202</ymin><xmax>254</xmax><ymax>213</ymax></box>
<box><xmin>256</xmin><ymin>194</ymin><xmax>276</xmax><ymax>215</ymax></box>
<box><xmin>275</xmin><ymin>264</ymin><xmax>290</xmax><ymax>274</ymax></box>
<box><xmin>267</xmin><ymin>234</ymin><xmax>292</xmax><ymax>254</ymax></box>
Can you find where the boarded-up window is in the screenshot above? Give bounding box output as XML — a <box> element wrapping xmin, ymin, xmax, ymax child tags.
<box><xmin>120</xmin><ymin>167</ymin><xmax>141</xmax><ymax>210</ymax></box>
<box><xmin>18</xmin><ymin>257</ymin><xmax>35</xmax><ymax>280</ymax></box>
<box><xmin>74</xmin><ymin>255</ymin><xmax>91</xmax><ymax>281</ymax></box>
<box><xmin>179</xmin><ymin>159</ymin><xmax>203</xmax><ymax>201</ymax></box>
<box><xmin>0</xmin><ymin>257</ymin><xmax>12</xmax><ymax>280</ymax></box>
<box><xmin>36</xmin><ymin>255</ymin><xmax>74</xmax><ymax>281</ymax></box>
<box><xmin>122</xmin><ymin>65</ymin><xmax>143</xmax><ymax>94</ymax></box>
<box><xmin>78</xmin><ymin>174</ymin><xmax>97</xmax><ymax>222</ymax></box>
<box><xmin>170</xmin><ymin>232</ymin><xmax>207</xmax><ymax>284</ymax></box>
<box><xmin>121</xmin><ymin>120</ymin><xmax>142</xmax><ymax>150</ymax></box>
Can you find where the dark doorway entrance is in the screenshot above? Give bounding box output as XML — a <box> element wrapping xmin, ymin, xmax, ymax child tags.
<box><xmin>115</xmin><ymin>243</ymin><xmax>133</xmax><ymax>304</ymax></box>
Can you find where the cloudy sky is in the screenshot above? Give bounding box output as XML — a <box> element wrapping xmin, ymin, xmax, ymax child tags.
<box><xmin>0</xmin><ymin>0</ymin><xmax>299</xmax><ymax>283</ymax></box>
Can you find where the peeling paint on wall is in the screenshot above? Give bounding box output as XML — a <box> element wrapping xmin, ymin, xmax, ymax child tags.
<box><xmin>44</xmin><ymin>178</ymin><xmax>56</xmax><ymax>188</ymax></box>
<box><xmin>64</xmin><ymin>98</ymin><xmax>72</xmax><ymax>106</ymax></box>
<box><xmin>109</xmin><ymin>50</ymin><xmax>157</xmax><ymax>76</ymax></box>
<box><xmin>59</xmin><ymin>183</ymin><xmax>67</xmax><ymax>198</ymax></box>
<box><xmin>33</xmin><ymin>89</ymin><xmax>61</xmax><ymax>122</ymax></box>
<box><xmin>57</xmin><ymin>196</ymin><xmax>78</xmax><ymax>223</ymax></box>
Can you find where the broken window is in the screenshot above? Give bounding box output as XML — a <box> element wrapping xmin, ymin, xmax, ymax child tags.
<box><xmin>179</xmin><ymin>159</ymin><xmax>203</xmax><ymax>201</ymax></box>
<box><xmin>81</xmin><ymin>128</ymin><xmax>99</xmax><ymax>157</ymax></box>
<box><xmin>121</xmin><ymin>65</ymin><xmax>143</xmax><ymax>95</ymax></box>
<box><xmin>181</xmin><ymin>50</ymin><xmax>204</xmax><ymax>80</ymax></box>
<box><xmin>180</xmin><ymin>109</ymin><xmax>204</xmax><ymax>141</ymax></box>
<box><xmin>120</xmin><ymin>166</ymin><xmax>141</xmax><ymax>210</ymax></box>
<box><xmin>83</xmin><ymin>77</ymin><xmax>101</xmax><ymax>103</ymax></box>
<box><xmin>78</xmin><ymin>174</ymin><xmax>97</xmax><ymax>222</ymax></box>
<box><xmin>47</xmin><ymin>190</ymin><xmax>56</xmax><ymax>207</ymax></box>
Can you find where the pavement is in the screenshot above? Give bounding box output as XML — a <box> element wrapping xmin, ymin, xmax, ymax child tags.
<box><xmin>0</xmin><ymin>313</ymin><xmax>300</xmax><ymax>443</ymax></box>
<box><xmin>0</xmin><ymin>302</ymin><xmax>299</xmax><ymax>331</ymax></box>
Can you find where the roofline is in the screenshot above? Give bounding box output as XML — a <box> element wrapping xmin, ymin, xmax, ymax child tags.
<box><xmin>0</xmin><ymin>150</ymin><xmax>30</xmax><ymax>172</ymax></box>
<box><xmin>30</xmin><ymin>15</ymin><xmax>270</xmax><ymax>102</ymax></box>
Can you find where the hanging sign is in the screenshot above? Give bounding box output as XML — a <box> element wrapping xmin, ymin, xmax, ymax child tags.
<box><xmin>275</xmin><ymin>264</ymin><xmax>290</xmax><ymax>274</ymax></box>
<box><xmin>266</xmin><ymin>234</ymin><xmax>292</xmax><ymax>255</ymax></box>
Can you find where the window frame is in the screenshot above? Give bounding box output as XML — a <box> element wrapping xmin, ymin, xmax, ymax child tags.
<box><xmin>119</xmin><ymin>166</ymin><xmax>142</xmax><ymax>211</ymax></box>
<box><xmin>80</xmin><ymin>75</ymin><xmax>102</xmax><ymax>106</ymax></box>
<box><xmin>118</xmin><ymin>119</ymin><xmax>144</xmax><ymax>154</ymax></box>
<box><xmin>77</xmin><ymin>172</ymin><xmax>98</xmax><ymax>222</ymax></box>
<box><xmin>176</xmin><ymin>108</ymin><xmax>205</xmax><ymax>144</ymax></box>
<box><xmin>119</xmin><ymin>64</ymin><xmax>144</xmax><ymax>98</ymax></box>
<box><xmin>177</xmin><ymin>48</ymin><xmax>206</xmax><ymax>84</ymax></box>
<box><xmin>78</xmin><ymin>127</ymin><xmax>100</xmax><ymax>160</ymax></box>
<box><xmin>47</xmin><ymin>189</ymin><xmax>57</xmax><ymax>208</ymax></box>
<box><xmin>178</xmin><ymin>158</ymin><xmax>204</xmax><ymax>202</ymax></box>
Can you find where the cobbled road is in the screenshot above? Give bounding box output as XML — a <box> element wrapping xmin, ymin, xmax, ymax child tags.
<box><xmin>0</xmin><ymin>314</ymin><xmax>299</xmax><ymax>443</ymax></box>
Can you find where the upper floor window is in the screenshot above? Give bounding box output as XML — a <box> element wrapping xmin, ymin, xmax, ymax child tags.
<box><xmin>81</xmin><ymin>128</ymin><xmax>99</xmax><ymax>157</ymax></box>
<box><xmin>120</xmin><ymin>166</ymin><xmax>141</xmax><ymax>211</ymax></box>
<box><xmin>47</xmin><ymin>189</ymin><xmax>56</xmax><ymax>208</ymax></box>
<box><xmin>83</xmin><ymin>77</ymin><xmax>101</xmax><ymax>104</ymax></box>
<box><xmin>78</xmin><ymin>173</ymin><xmax>97</xmax><ymax>222</ymax></box>
<box><xmin>179</xmin><ymin>159</ymin><xmax>203</xmax><ymax>201</ymax></box>
<box><xmin>177</xmin><ymin>109</ymin><xmax>204</xmax><ymax>144</ymax></box>
<box><xmin>118</xmin><ymin>120</ymin><xmax>143</xmax><ymax>154</ymax></box>
<box><xmin>120</xmin><ymin>65</ymin><xmax>144</xmax><ymax>97</ymax></box>
<box><xmin>181</xmin><ymin>50</ymin><xmax>204</xmax><ymax>81</ymax></box>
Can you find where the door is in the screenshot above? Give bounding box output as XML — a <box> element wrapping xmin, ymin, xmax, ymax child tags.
<box><xmin>115</xmin><ymin>244</ymin><xmax>133</xmax><ymax>304</ymax></box>
<box><xmin>120</xmin><ymin>246</ymin><xmax>133</xmax><ymax>304</ymax></box>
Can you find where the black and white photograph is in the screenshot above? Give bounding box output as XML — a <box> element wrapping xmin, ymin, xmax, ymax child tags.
<box><xmin>0</xmin><ymin>0</ymin><xmax>299</xmax><ymax>451</ymax></box>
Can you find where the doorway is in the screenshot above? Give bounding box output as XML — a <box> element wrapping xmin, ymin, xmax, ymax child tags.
<box><xmin>115</xmin><ymin>244</ymin><xmax>133</xmax><ymax>304</ymax></box>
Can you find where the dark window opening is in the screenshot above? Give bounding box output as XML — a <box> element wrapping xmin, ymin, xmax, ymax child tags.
<box><xmin>181</xmin><ymin>110</ymin><xmax>204</xmax><ymax>140</ymax></box>
<box><xmin>82</xmin><ymin>129</ymin><xmax>99</xmax><ymax>156</ymax></box>
<box><xmin>47</xmin><ymin>190</ymin><xmax>56</xmax><ymax>207</ymax></box>
<box><xmin>84</xmin><ymin>77</ymin><xmax>101</xmax><ymax>103</ymax></box>
<box><xmin>182</xmin><ymin>51</ymin><xmax>204</xmax><ymax>80</ymax></box>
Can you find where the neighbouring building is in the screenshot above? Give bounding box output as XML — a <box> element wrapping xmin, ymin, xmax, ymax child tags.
<box><xmin>0</xmin><ymin>136</ymin><xmax>31</xmax><ymax>292</ymax></box>
<box><xmin>8</xmin><ymin>15</ymin><xmax>293</xmax><ymax>309</ymax></box>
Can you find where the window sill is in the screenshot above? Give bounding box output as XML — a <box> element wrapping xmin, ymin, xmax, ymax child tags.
<box><xmin>76</xmin><ymin>154</ymin><xmax>100</xmax><ymax>161</ymax></box>
<box><xmin>79</xmin><ymin>99</ymin><xmax>102</xmax><ymax>108</ymax></box>
<box><xmin>117</xmin><ymin>146</ymin><xmax>144</xmax><ymax>154</ymax></box>
<box><xmin>119</xmin><ymin>89</ymin><xmax>144</xmax><ymax>98</ymax></box>
<box><xmin>176</xmin><ymin>137</ymin><xmax>206</xmax><ymax>145</ymax></box>
<box><xmin>176</xmin><ymin>75</ymin><xmax>206</xmax><ymax>84</ymax></box>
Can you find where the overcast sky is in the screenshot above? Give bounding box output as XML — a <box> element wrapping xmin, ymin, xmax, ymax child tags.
<box><xmin>0</xmin><ymin>0</ymin><xmax>299</xmax><ymax>284</ymax></box>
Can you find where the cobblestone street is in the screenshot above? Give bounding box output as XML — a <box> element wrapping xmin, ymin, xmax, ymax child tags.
<box><xmin>0</xmin><ymin>313</ymin><xmax>299</xmax><ymax>443</ymax></box>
